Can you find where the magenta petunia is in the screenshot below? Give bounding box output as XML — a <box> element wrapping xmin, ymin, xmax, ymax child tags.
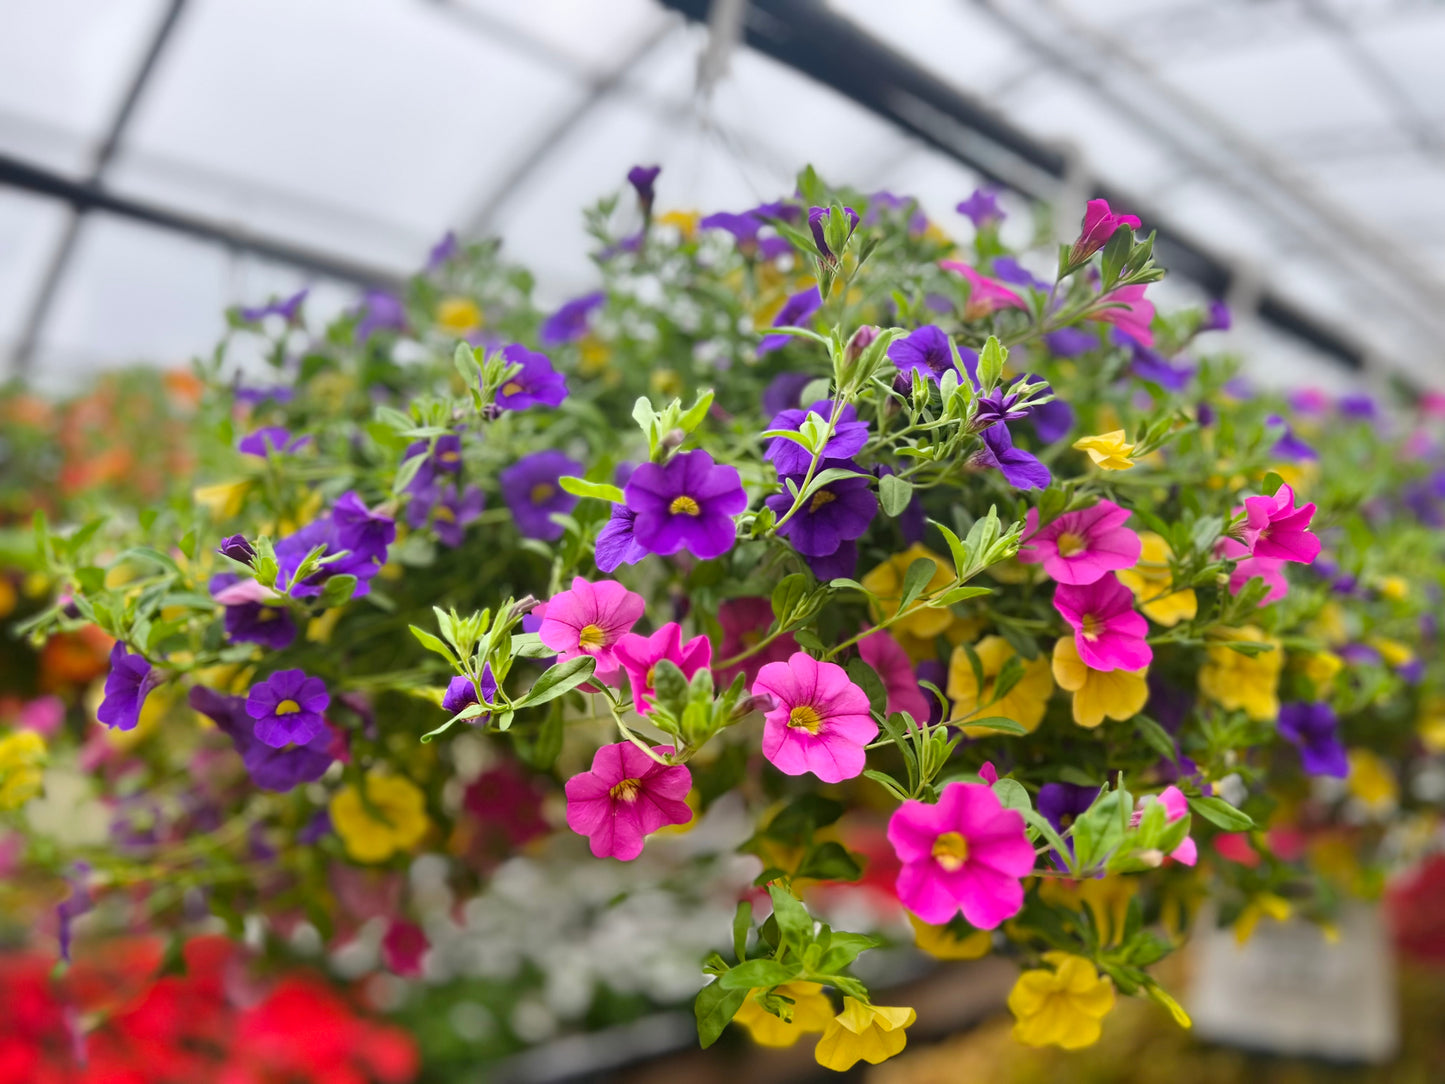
<box><xmin>939</xmin><ymin>260</ymin><xmax>1027</xmax><ymax>320</ymax></box>
<box><xmin>1217</xmin><ymin>537</ymin><xmax>1288</xmax><ymax>603</ymax></box>
<box><xmin>381</xmin><ymin>919</ymin><xmax>428</xmax><ymax>978</ymax></box>
<box><xmin>1070</xmin><ymin>198</ymin><xmax>1141</xmax><ymax>264</ymax></box>
<box><xmin>1239</xmin><ymin>483</ymin><xmax>1320</xmax><ymax>564</ymax></box>
<box><xmin>1130</xmin><ymin>785</ymin><xmax>1197</xmax><ymax>866</ymax></box>
<box><xmin>1090</xmin><ymin>284</ymin><xmax>1155</xmax><ymax>347</ymax></box>
<box><xmin>715</xmin><ymin>596</ymin><xmax>798</xmax><ymax>687</ymax></box>
<box><xmin>887</xmin><ymin>781</ymin><xmax>1035</xmax><ymax>928</ymax></box>
<box><xmin>534</xmin><ymin>577</ymin><xmax>646</xmax><ymax>680</ymax></box>
<box><xmin>245</xmin><ymin>669</ymin><xmax>330</xmax><ymax>749</ymax></box>
<box><xmin>613</xmin><ymin>622</ymin><xmax>713</xmax><ymax>714</ymax></box>
<box><xmin>752</xmin><ymin>652</ymin><xmax>877</xmax><ymax>783</ymax></box>
<box><xmin>858</xmin><ymin>628</ymin><xmax>931</xmax><ymax>722</ymax></box>
<box><xmin>1053</xmin><ymin>573</ymin><xmax>1153</xmax><ymax>672</ymax></box>
<box><xmin>1018</xmin><ymin>500</ymin><xmax>1142</xmax><ymax>585</ymax></box>
<box><xmin>564</xmin><ymin>741</ymin><xmax>692</xmax><ymax>860</ymax></box>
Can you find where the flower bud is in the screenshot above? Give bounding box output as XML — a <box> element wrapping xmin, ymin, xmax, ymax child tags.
<box><xmin>217</xmin><ymin>534</ymin><xmax>256</xmax><ymax>565</ymax></box>
<box><xmin>843</xmin><ymin>325</ymin><xmax>879</xmax><ymax>367</ymax></box>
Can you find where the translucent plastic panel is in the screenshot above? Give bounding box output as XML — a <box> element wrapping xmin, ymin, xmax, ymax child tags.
<box><xmin>1314</xmin><ymin>158</ymin><xmax>1445</xmax><ymax>245</ymax></box>
<box><xmin>828</xmin><ymin>0</ymin><xmax>1027</xmax><ymax>95</ymax></box>
<box><xmin>0</xmin><ymin>192</ymin><xmax>71</xmax><ymax>368</ymax></box>
<box><xmin>0</xmin><ymin>0</ymin><xmax>167</xmax><ymax>175</ymax></box>
<box><xmin>109</xmin><ymin>0</ymin><xmax>584</xmax><ymax>272</ymax></box>
<box><xmin>452</xmin><ymin>0</ymin><xmax>675</xmax><ymax>74</ymax></box>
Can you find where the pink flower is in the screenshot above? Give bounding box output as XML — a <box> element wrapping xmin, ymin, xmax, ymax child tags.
<box><xmin>381</xmin><ymin>919</ymin><xmax>428</xmax><ymax>977</ymax></box>
<box><xmin>1131</xmin><ymin>785</ymin><xmax>1197</xmax><ymax>866</ymax></box>
<box><xmin>613</xmin><ymin>622</ymin><xmax>713</xmax><ymax>714</ymax></box>
<box><xmin>1240</xmin><ymin>483</ymin><xmax>1320</xmax><ymax>564</ymax></box>
<box><xmin>1018</xmin><ymin>500</ymin><xmax>1141</xmax><ymax>585</ymax></box>
<box><xmin>564</xmin><ymin>741</ymin><xmax>692</xmax><ymax>860</ymax></box>
<box><xmin>1070</xmin><ymin>199</ymin><xmax>1141</xmax><ymax>263</ymax></box>
<box><xmin>715</xmin><ymin>596</ymin><xmax>797</xmax><ymax>686</ymax></box>
<box><xmin>939</xmin><ymin>260</ymin><xmax>1027</xmax><ymax>320</ymax></box>
<box><xmin>1053</xmin><ymin>574</ymin><xmax>1152</xmax><ymax>671</ymax></box>
<box><xmin>18</xmin><ymin>695</ymin><xmax>65</xmax><ymax>737</ymax></box>
<box><xmin>535</xmin><ymin>577</ymin><xmax>646</xmax><ymax>679</ymax></box>
<box><xmin>978</xmin><ymin>762</ymin><xmax>999</xmax><ymax>785</ymax></box>
<box><xmin>1216</xmin><ymin>537</ymin><xmax>1288</xmax><ymax>603</ymax></box>
<box><xmin>1089</xmin><ymin>284</ymin><xmax>1155</xmax><ymax>347</ymax></box>
<box><xmin>858</xmin><ymin>628</ymin><xmax>931</xmax><ymax>722</ymax></box>
<box><xmin>753</xmin><ymin>652</ymin><xmax>877</xmax><ymax>783</ymax></box>
<box><xmin>887</xmin><ymin>782</ymin><xmax>1034</xmax><ymax>928</ymax></box>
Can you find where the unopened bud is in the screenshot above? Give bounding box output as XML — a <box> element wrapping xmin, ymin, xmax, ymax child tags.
<box><xmin>844</xmin><ymin>325</ymin><xmax>880</xmax><ymax>366</ymax></box>
<box><xmin>660</xmin><ymin>427</ymin><xmax>686</xmax><ymax>452</ymax></box>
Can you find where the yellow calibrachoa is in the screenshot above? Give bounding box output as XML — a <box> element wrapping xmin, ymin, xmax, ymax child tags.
<box><xmin>330</xmin><ymin>773</ymin><xmax>430</xmax><ymax>863</ymax></box>
<box><xmin>193</xmin><ymin>480</ymin><xmax>252</xmax><ymax>520</ymax></box>
<box><xmin>1233</xmin><ymin>892</ymin><xmax>1291</xmax><ymax>945</ymax></box>
<box><xmin>0</xmin><ymin>730</ymin><xmax>46</xmax><ymax>811</ymax></box>
<box><xmin>733</xmin><ymin>982</ymin><xmax>834</xmax><ymax>1047</ymax></box>
<box><xmin>1347</xmin><ymin>749</ymin><xmax>1397</xmax><ymax>813</ymax></box>
<box><xmin>861</xmin><ymin>544</ymin><xmax>956</xmax><ymax>641</ymax></box>
<box><xmin>814</xmin><ymin>998</ymin><xmax>915</xmax><ymax>1072</ymax></box>
<box><xmin>894</xmin><ymin>613</ymin><xmax>983</xmax><ymax>666</ymax></box>
<box><xmin>1418</xmin><ymin>696</ymin><xmax>1445</xmax><ymax>753</ymax></box>
<box><xmin>1369</xmin><ymin>637</ymin><xmax>1414</xmax><ymax>669</ymax></box>
<box><xmin>656</xmin><ymin>209</ymin><xmax>700</xmax><ymax>238</ymax></box>
<box><xmin>1072</xmin><ymin>430</ymin><xmax>1135</xmax><ymax>471</ymax></box>
<box><xmin>435</xmin><ymin>296</ymin><xmax>483</xmax><ymax>335</ymax></box>
<box><xmin>1377</xmin><ymin>575</ymin><xmax>1408</xmax><ymax>601</ymax></box>
<box><xmin>1008</xmin><ymin>952</ymin><xmax>1115</xmax><ymax>1049</ymax></box>
<box><xmin>1300</xmin><ymin>650</ymin><xmax>1343</xmax><ymax>695</ymax></box>
<box><xmin>1051</xmin><ymin>637</ymin><xmax>1148</xmax><ymax>729</ymax></box>
<box><xmin>1116</xmin><ymin>532</ymin><xmax>1196</xmax><ymax>626</ymax></box>
<box><xmin>1198</xmin><ymin>627</ymin><xmax>1282</xmax><ymax>721</ymax></box>
<box><xmin>909</xmin><ymin>914</ymin><xmax>990</xmax><ymax>960</ymax></box>
<box><xmin>1309</xmin><ymin>601</ymin><xmax>1349</xmax><ymax>646</ymax></box>
<box><xmin>1037</xmin><ymin>877</ymin><xmax>1137</xmax><ymax>945</ymax></box>
<box><xmin>947</xmin><ymin>636</ymin><xmax>1054</xmax><ymax>734</ymax></box>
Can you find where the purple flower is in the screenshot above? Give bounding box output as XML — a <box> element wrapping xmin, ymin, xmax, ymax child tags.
<box><xmin>807</xmin><ymin>205</ymin><xmax>860</xmax><ymax>263</ymax></box>
<box><xmin>974</xmin><ymin>389</ymin><xmax>1028</xmax><ymax>429</ymax></box>
<box><xmin>239</xmin><ymin>289</ymin><xmax>307</xmax><ymax>324</ymax></box>
<box><xmin>237</xmin><ymin>426</ymin><xmax>310</xmax><ymax>457</ymax></box>
<box><xmin>332</xmin><ymin>492</ymin><xmax>395</xmax><ymax>564</ymax></box>
<box><xmin>1197</xmin><ymin>401</ymin><xmax>1216</xmax><ymax>427</ymax></box>
<box><xmin>1043</xmin><ymin>327</ymin><xmax>1096</xmax><ymax>357</ymax></box>
<box><xmin>866</xmin><ymin>190</ymin><xmax>926</xmax><ymax>234</ymax></box>
<box><xmin>501</xmin><ymin>450</ymin><xmax>582</xmax><ymax>541</ymax></box>
<box><xmin>805</xmin><ymin>539</ymin><xmax>857</xmax><ymax>582</ymax></box>
<box><xmin>245</xmin><ymin>669</ymin><xmax>330</xmax><ymax>749</ymax></box>
<box><xmin>402</xmin><ymin>434</ymin><xmax>463</xmax><ymax>495</ymax></box>
<box><xmin>1277</xmin><ymin>701</ymin><xmax>1348</xmax><ymax>778</ymax></box>
<box><xmin>699</xmin><ymin>209</ymin><xmax>788</xmax><ymax>258</ymax></box>
<box><xmin>758</xmin><ymin>286</ymin><xmax>823</xmax><ymax>355</ymax></box>
<box><xmin>1338</xmin><ymin>393</ymin><xmax>1378</xmax><ymax>421</ymax></box>
<box><xmin>356</xmin><ymin>290</ymin><xmax>406</xmax><ymax>341</ymax></box>
<box><xmin>1267</xmin><ymin>415</ymin><xmax>1317</xmax><ymax>462</ymax></box>
<box><xmin>428</xmin><ymin>485</ymin><xmax>486</xmax><ymax>548</ymax></box>
<box><xmin>217</xmin><ymin>534</ymin><xmax>255</xmax><ymax>565</ymax></box>
<box><xmin>889</xmin><ymin>325</ymin><xmax>957</xmax><ymax>387</ymax></box>
<box><xmin>624</xmin><ymin>449</ymin><xmax>748</xmax><ymax>560</ymax></box>
<box><xmin>765</xmin><ymin>400</ymin><xmax>869</xmax><ymax>476</ymax></box>
<box><xmin>1127</xmin><ymin>343</ymin><xmax>1194</xmax><ymax>391</ymax></box>
<box><xmin>1037</xmin><ymin>782</ymin><xmax>1097</xmax><ymax>868</ymax></box>
<box><xmin>975</xmin><ymin>423</ymin><xmax>1050</xmax><ymax>490</ymax></box>
<box><xmin>211</xmin><ymin>573</ymin><xmax>296</xmax><ymax>651</ymax></box>
<box><xmin>1025</xmin><ymin>376</ymin><xmax>1074</xmax><ymax>443</ymax></box>
<box><xmin>627</xmin><ymin>164</ymin><xmax>661</xmax><ymax>213</ymax></box>
<box><xmin>56</xmin><ymin>862</ymin><xmax>92</xmax><ymax>963</ymax></box>
<box><xmin>1201</xmin><ymin>299</ymin><xmax>1231</xmax><ymax>332</ymax></box>
<box><xmin>442</xmin><ymin>666</ymin><xmax>498</xmax><ymax>721</ymax></box>
<box><xmin>596</xmin><ymin>504</ymin><xmax>648</xmax><ymax>572</ymax></box>
<box><xmin>956</xmin><ymin>188</ymin><xmax>1004</xmax><ymax>228</ymax></box>
<box><xmin>190</xmin><ymin>686</ymin><xmax>333</xmax><ymax>792</ymax></box>
<box><xmin>427</xmin><ymin>230</ymin><xmax>459</xmax><ymax>270</ymax></box>
<box><xmin>274</xmin><ymin>495</ymin><xmax>393</xmax><ymax>599</ymax></box>
<box><xmin>765</xmin><ymin>461</ymin><xmax>877</xmax><ymax>558</ymax></box>
<box><xmin>539</xmin><ymin>292</ymin><xmax>605</xmax><ymax>346</ymax></box>
<box><xmin>991</xmin><ymin>257</ymin><xmax>1049</xmax><ymax>291</ymax></box>
<box><xmin>915</xmin><ymin>659</ymin><xmax>947</xmax><ymax>726</ymax></box>
<box><xmin>299</xmin><ymin>809</ymin><xmax>332</xmax><ymax>844</ymax></box>
<box><xmin>762</xmin><ymin>371</ymin><xmax>813</xmax><ymax>417</ymax></box>
<box><xmin>97</xmin><ymin>643</ymin><xmax>157</xmax><ymax>731</ymax></box>
<box><xmin>1337</xmin><ymin>642</ymin><xmax>1381</xmax><ymax>666</ymax></box>
<box><xmin>234</xmin><ymin>384</ymin><xmax>294</xmax><ymax>406</ymax></box>
<box><xmin>494</xmin><ymin>344</ymin><xmax>568</xmax><ymax>411</ymax></box>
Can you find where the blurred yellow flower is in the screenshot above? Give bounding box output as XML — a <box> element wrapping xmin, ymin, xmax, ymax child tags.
<box><xmin>814</xmin><ymin>998</ymin><xmax>915</xmax><ymax>1072</ymax></box>
<box><xmin>656</xmin><ymin>209</ymin><xmax>699</xmax><ymax>239</ymax></box>
<box><xmin>330</xmin><ymin>773</ymin><xmax>430</xmax><ymax>863</ymax></box>
<box><xmin>947</xmin><ymin>636</ymin><xmax>1054</xmax><ymax>734</ymax></box>
<box><xmin>1051</xmin><ymin>636</ymin><xmax>1148</xmax><ymax>729</ymax></box>
<box><xmin>1073</xmin><ymin>430</ymin><xmax>1135</xmax><ymax>471</ymax></box>
<box><xmin>649</xmin><ymin>368</ymin><xmax>684</xmax><ymax>398</ymax></box>
<box><xmin>194</xmin><ymin>480</ymin><xmax>252</xmax><ymax>520</ymax></box>
<box><xmin>577</xmin><ymin>338</ymin><xmax>613</xmax><ymax>378</ymax></box>
<box><xmin>1233</xmin><ymin>892</ymin><xmax>1291</xmax><ymax>945</ymax></box>
<box><xmin>1116</xmin><ymin>532</ymin><xmax>1196</xmax><ymax>626</ymax></box>
<box><xmin>909</xmin><ymin>914</ymin><xmax>990</xmax><ymax>960</ymax></box>
<box><xmin>1418</xmin><ymin>697</ymin><xmax>1445</xmax><ymax>753</ymax></box>
<box><xmin>435</xmin><ymin>297</ymin><xmax>483</xmax><ymax>335</ymax></box>
<box><xmin>861</xmin><ymin>544</ymin><xmax>956</xmax><ymax>640</ymax></box>
<box><xmin>1369</xmin><ymin>637</ymin><xmax>1413</xmax><ymax>668</ymax></box>
<box><xmin>1300</xmin><ymin>650</ymin><xmax>1343</xmax><ymax>695</ymax></box>
<box><xmin>733</xmin><ymin>982</ymin><xmax>834</xmax><ymax>1047</ymax></box>
<box><xmin>1309</xmin><ymin>601</ymin><xmax>1349</xmax><ymax>646</ymax></box>
<box><xmin>894</xmin><ymin>613</ymin><xmax>982</xmax><ymax>666</ymax></box>
<box><xmin>1347</xmin><ymin>750</ymin><xmax>1396</xmax><ymax>813</ymax></box>
<box><xmin>1199</xmin><ymin>628</ymin><xmax>1281</xmax><ymax>721</ymax></box>
<box><xmin>1008</xmin><ymin>952</ymin><xmax>1115</xmax><ymax>1049</ymax></box>
<box><xmin>1377</xmin><ymin>575</ymin><xmax>1408</xmax><ymax>601</ymax></box>
<box><xmin>0</xmin><ymin>730</ymin><xmax>46</xmax><ymax>811</ymax></box>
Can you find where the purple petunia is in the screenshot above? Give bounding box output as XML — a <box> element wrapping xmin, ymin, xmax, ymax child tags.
<box><xmin>539</xmin><ymin>292</ymin><xmax>605</xmax><ymax>346</ymax></box>
<box><xmin>500</xmin><ymin>450</ymin><xmax>582</xmax><ymax>541</ymax></box>
<box><xmin>758</xmin><ymin>287</ymin><xmax>823</xmax><ymax>355</ymax></box>
<box><xmin>762</xmin><ymin>371</ymin><xmax>813</xmax><ymax>418</ymax></box>
<box><xmin>866</xmin><ymin>190</ymin><xmax>926</xmax><ymax>234</ymax></box>
<box><xmin>356</xmin><ymin>290</ymin><xmax>406</xmax><ymax>341</ymax></box>
<box><xmin>239</xmin><ymin>289</ymin><xmax>307</xmax><ymax>324</ymax></box>
<box><xmin>427</xmin><ymin>230</ymin><xmax>459</xmax><ymax>270</ymax></box>
<box><xmin>805</xmin><ymin>539</ymin><xmax>858</xmax><ymax>582</ymax></box>
<box><xmin>1338</xmin><ymin>393</ymin><xmax>1378</xmax><ymax>421</ymax></box>
<box><xmin>190</xmin><ymin>686</ymin><xmax>333</xmax><ymax>792</ymax></box>
<box><xmin>274</xmin><ymin>493</ymin><xmax>395</xmax><ymax>599</ymax></box>
<box><xmin>237</xmin><ymin>427</ymin><xmax>310</xmax><ymax>457</ymax></box>
<box><xmin>1277</xmin><ymin>701</ymin><xmax>1348</xmax><ymax>778</ymax></box>
<box><xmin>217</xmin><ymin>534</ymin><xmax>255</xmax><ymax>565</ymax></box>
<box><xmin>1042</xmin><ymin>327</ymin><xmax>1096</xmax><ymax>358</ymax></box>
<box><xmin>210</xmin><ymin>573</ymin><xmax>296</xmax><ymax>651</ymax></box>
<box><xmin>627</xmin><ymin>164</ymin><xmax>660</xmax><ymax>213</ymax></box>
<box><xmin>765</xmin><ymin>399</ymin><xmax>870</xmax><ymax>476</ymax></box>
<box><xmin>595</xmin><ymin>504</ymin><xmax>648</xmax><ymax>572</ymax></box>
<box><xmin>234</xmin><ymin>384</ymin><xmax>294</xmax><ymax>406</ymax></box>
<box><xmin>807</xmin><ymin>205</ymin><xmax>860</xmax><ymax>263</ymax></box>
<box><xmin>624</xmin><ymin>449</ymin><xmax>748</xmax><ymax>560</ymax></box>
<box><xmin>1201</xmin><ymin>299</ymin><xmax>1231</xmax><ymax>332</ymax></box>
<box><xmin>889</xmin><ymin>325</ymin><xmax>958</xmax><ymax>388</ymax></box>
<box><xmin>441</xmin><ymin>666</ymin><xmax>498</xmax><ymax>722</ymax></box>
<box><xmin>991</xmin><ymin>256</ymin><xmax>1050</xmax><ymax>291</ymax></box>
<box><xmin>1037</xmin><ymin>782</ymin><xmax>1097</xmax><ymax>868</ymax></box>
<box><xmin>245</xmin><ymin>669</ymin><xmax>330</xmax><ymax>749</ymax></box>
<box><xmin>97</xmin><ymin>642</ymin><xmax>158</xmax><ymax>731</ymax></box>
<box><xmin>402</xmin><ymin>433</ymin><xmax>464</xmax><ymax>496</ymax></box>
<box><xmin>427</xmin><ymin>485</ymin><xmax>486</xmax><ymax>548</ymax></box>
<box><xmin>765</xmin><ymin>460</ymin><xmax>877</xmax><ymax>559</ymax></box>
<box><xmin>973</xmin><ymin>388</ymin><xmax>1029</xmax><ymax>430</ymax></box>
<box><xmin>975</xmin><ymin>422</ymin><xmax>1051</xmax><ymax>490</ymax></box>
<box><xmin>1267</xmin><ymin>415</ymin><xmax>1318</xmax><ymax>462</ymax></box>
<box><xmin>1126</xmin><ymin>338</ymin><xmax>1195</xmax><ymax>391</ymax></box>
<box><xmin>494</xmin><ymin>344</ymin><xmax>568</xmax><ymax>411</ymax></box>
<box><xmin>1025</xmin><ymin>376</ymin><xmax>1075</xmax><ymax>443</ymax></box>
<box><xmin>956</xmin><ymin>188</ymin><xmax>1004</xmax><ymax>227</ymax></box>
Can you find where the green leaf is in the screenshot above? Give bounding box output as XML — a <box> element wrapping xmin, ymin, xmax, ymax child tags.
<box><xmin>1134</xmin><ymin>714</ymin><xmax>1179</xmax><ymax>764</ymax></box>
<box><xmin>679</xmin><ymin>388</ymin><xmax>716</xmax><ymax>433</ymax></box>
<box><xmin>409</xmin><ymin>625</ymin><xmax>458</xmax><ymax>666</ymax></box>
<box><xmin>818</xmin><ymin>931</ymin><xmax>881</xmax><ymax>974</ymax></box>
<box><xmin>558</xmin><ymin>476</ymin><xmax>624</xmax><ymax>503</ymax></box>
<box><xmin>519</xmin><ymin>655</ymin><xmax>596</xmax><ymax>707</ymax></box>
<box><xmin>771</xmin><ymin>573</ymin><xmax>809</xmax><ymax>625</ymax></box>
<box><xmin>793</xmin><ymin>466</ymin><xmax>869</xmax><ymax>506</ymax></box>
<box><xmin>992</xmin><ymin>777</ymin><xmax>1033</xmax><ymax>813</ymax></box>
<box><xmin>1189</xmin><ymin>795</ymin><xmax>1254</xmax><ymax>831</ymax></box>
<box><xmin>797</xmin><ymin>841</ymin><xmax>863</xmax><ymax>882</ymax></box>
<box><xmin>1023</xmin><ymin>809</ymin><xmax>1073</xmax><ymax>869</ymax></box>
<box><xmin>718</xmin><ymin>957</ymin><xmax>801</xmax><ymax>991</ymax></box>
<box><xmin>530</xmin><ymin>705</ymin><xmax>564</xmax><ymax>770</ymax></box>
<box><xmin>898</xmin><ymin>557</ymin><xmax>937</xmax><ymax>611</ymax></box>
<box><xmin>318</xmin><ymin>574</ymin><xmax>358</xmax><ymax>608</ymax></box>
<box><xmin>932</xmin><ymin>584</ymin><xmax>991</xmax><ymax>607</ymax></box>
<box><xmin>846</xmin><ymin>657</ymin><xmax>887</xmax><ymax>718</ymax></box>
<box><xmin>878</xmin><ymin>473</ymin><xmax>914</xmax><ymax>517</ymax></box>
<box><xmin>695</xmin><ymin>981</ymin><xmax>749</xmax><ymax>1048</ymax></box>
<box><xmin>766</xmin><ymin>882</ymin><xmax>815</xmax><ymax>954</ymax></box>
<box><xmin>862</xmin><ymin>769</ymin><xmax>910</xmax><ymax>801</ymax></box>
<box><xmin>732</xmin><ymin>900</ymin><xmax>752</xmax><ymax>963</ymax></box>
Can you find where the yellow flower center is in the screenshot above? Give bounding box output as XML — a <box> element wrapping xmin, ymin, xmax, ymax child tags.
<box><xmin>809</xmin><ymin>489</ymin><xmax>837</xmax><ymax>513</ymax></box>
<box><xmin>610</xmin><ymin>778</ymin><xmax>642</xmax><ymax>802</ymax></box>
<box><xmin>439</xmin><ymin>450</ymin><xmax>460</xmax><ymax>464</ymax></box>
<box><xmin>1081</xmin><ymin>614</ymin><xmax>1103</xmax><ymax>640</ymax></box>
<box><xmin>434</xmin><ymin>506</ymin><xmax>455</xmax><ymax>522</ymax></box>
<box><xmin>788</xmin><ymin>705</ymin><xmax>822</xmax><ymax>733</ymax></box>
<box><xmin>578</xmin><ymin>624</ymin><xmax>606</xmax><ymax>649</ymax></box>
<box><xmin>501</xmin><ymin>381</ymin><xmax>523</xmax><ymax>396</ymax></box>
<box><xmin>669</xmin><ymin>495</ymin><xmax>701</xmax><ymax>516</ymax></box>
<box><xmin>275</xmin><ymin>699</ymin><xmax>302</xmax><ymax>716</ymax></box>
<box><xmin>530</xmin><ymin>482</ymin><xmax>556</xmax><ymax>503</ymax></box>
<box><xmin>932</xmin><ymin>831</ymin><xmax>970</xmax><ymax>871</ymax></box>
<box><xmin>645</xmin><ymin>665</ymin><xmax>656</xmax><ymax>688</ymax></box>
<box><xmin>1056</xmin><ymin>531</ymin><xmax>1086</xmax><ymax>557</ymax></box>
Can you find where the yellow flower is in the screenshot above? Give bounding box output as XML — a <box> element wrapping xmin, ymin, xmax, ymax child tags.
<box><xmin>1050</xmin><ymin>637</ymin><xmax>1147</xmax><ymax>729</ymax></box>
<box><xmin>733</xmin><ymin>982</ymin><xmax>834</xmax><ymax>1047</ymax></box>
<box><xmin>1347</xmin><ymin>750</ymin><xmax>1396</xmax><ymax>813</ymax></box>
<box><xmin>947</xmin><ymin>636</ymin><xmax>1054</xmax><ymax>735</ymax></box>
<box><xmin>649</xmin><ymin>368</ymin><xmax>684</xmax><ymax>398</ymax></box>
<box><xmin>894</xmin><ymin>614</ymin><xmax>983</xmax><ymax>666</ymax></box>
<box><xmin>1309</xmin><ymin>601</ymin><xmax>1349</xmax><ymax>646</ymax></box>
<box><xmin>1369</xmin><ymin>637</ymin><xmax>1413</xmax><ymax>668</ymax></box>
<box><xmin>435</xmin><ymin>296</ymin><xmax>483</xmax><ymax>335</ymax></box>
<box><xmin>1300</xmin><ymin>650</ymin><xmax>1343</xmax><ymax>695</ymax></box>
<box><xmin>1072</xmin><ymin>430</ymin><xmax>1135</xmax><ymax>471</ymax></box>
<box><xmin>861</xmin><ymin>544</ymin><xmax>956</xmax><ymax>641</ymax></box>
<box><xmin>577</xmin><ymin>338</ymin><xmax>613</xmax><ymax>378</ymax></box>
<box><xmin>1116</xmin><ymin>533</ymin><xmax>1196</xmax><ymax>626</ymax></box>
<box><xmin>814</xmin><ymin>998</ymin><xmax>915</xmax><ymax>1072</ymax></box>
<box><xmin>194</xmin><ymin>480</ymin><xmax>252</xmax><ymax>520</ymax></box>
<box><xmin>909</xmin><ymin>914</ymin><xmax>990</xmax><ymax>960</ymax></box>
<box><xmin>0</xmin><ymin>730</ymin><xmax>46</xmax><ymax>811</ymax></box>
<box><xmin>656</xmin><ymin>209</ymin><xmax>700</xmax><ymax>239</ymax></box>
<box><xmin>1233</xmin><ymin>892</ymin><xmax>1291</xmax><ymax>945</ymax></box>
<box><xmin>330</xmin><ymin>773</ymin><xmax>430</xmax><ymax>863</ymax></box>
<box><xmin>1377</xmin><ymin>575</ymin><xmax>1408</xmax><ymax>601</ymax></box>
<box><xmin>0</xmin><ymin>576</ymin><xmax>15</xmax><ymax>619</ymax></box>
<box><xmin>1418</xmin><ymin>697</ymin><xmax>1445</xmax><ymax>753</ymax></box>
<box><xmin>1037</xmin><ymin>877</ymin><xmax>1136</xmax><ymax>945</ymax></box>
<box><xmin>1198</xmin><ymin>628</ymin><xmax>1281</xmax><ymax>721</ymax></box>
<box><xmin>1008</xmin><ymin>952</ymin><xmax>1115</xmax><ymax>1049</ymax></box>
